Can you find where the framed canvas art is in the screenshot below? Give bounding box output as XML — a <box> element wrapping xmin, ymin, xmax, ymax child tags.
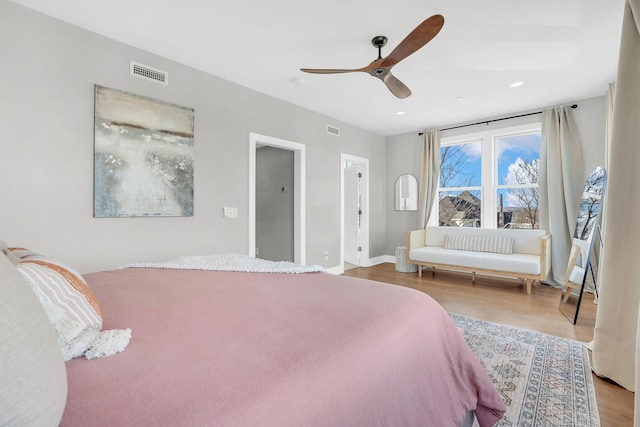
<box><xmin>94</xmin><ymin>85</ymin><xmax>194</xmax><ymax>217</ymax></box>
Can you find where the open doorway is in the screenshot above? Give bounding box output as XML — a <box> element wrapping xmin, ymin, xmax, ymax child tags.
<box><xmin>341</xmin><ymin>154</ymin><xmax>369</xmax><ymax>270</ymax></box>
<box><xmin>249</xmin><ymin>133</ymin><xmax>305</xmax><ymax>265</ymax></box>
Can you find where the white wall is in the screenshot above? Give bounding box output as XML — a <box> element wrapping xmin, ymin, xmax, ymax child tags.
<box><xmin>0</xmin><ymin>2</ymin><xmax>387</xmax><ymax>272</ymax></box>
<box><xmin>572</xmin><ymin>96</ymin><xmax>607</xmax><ymax>174</ymax></box>
<box><xmin>384</xmin><ymin>95</ymin><xmax>607</xmax><ymax>254</ymax></box>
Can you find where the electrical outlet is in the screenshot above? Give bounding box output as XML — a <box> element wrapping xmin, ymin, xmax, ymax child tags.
<box><xmin>323</xmin><ymin>251</ymin><xmax>329</xmax><ymax>260</ymax></box>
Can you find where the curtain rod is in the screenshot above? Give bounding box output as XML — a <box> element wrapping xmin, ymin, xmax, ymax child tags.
<box><xmin>418</xmin><ymin>104</ymin><xmax>578</xmax><ymax>135</ymax></box>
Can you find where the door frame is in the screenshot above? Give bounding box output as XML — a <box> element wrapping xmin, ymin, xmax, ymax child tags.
<box><xmin>340</xmin><ymin>153</ymin><xmax>369</xmax><ymax>269</ymax></box>
<box><xmin>249</xmin><ymin>132</ymin><xmax>305</xmax><ymax>265</ymax></box>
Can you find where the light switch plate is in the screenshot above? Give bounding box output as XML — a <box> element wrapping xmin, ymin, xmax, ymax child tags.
<box><xmin>223</xmin><ymin>207</ymin><xmax>238</xmax><ymax>218</ymax></box>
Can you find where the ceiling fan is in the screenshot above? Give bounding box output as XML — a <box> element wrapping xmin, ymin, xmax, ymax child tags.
<box><xmin>300</xmin><ymin>14</ymin><xmax>444</xmax><ymax>99</ymax></box>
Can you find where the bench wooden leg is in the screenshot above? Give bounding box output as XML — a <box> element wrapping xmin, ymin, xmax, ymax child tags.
<box><xmin>418</xmin><ymin>265</ymin><xmax>423</xmax><ymax>278</ymax></box>
<box><xmin>562</xmin><ymin>283</ymin><xmax>580</xmax><ymax>302</ymax></box>
<box><xmin>526</xmin><ymin>279</ymin><xmax>532</xmax><ymax>294</ymax></box>
<box><xmin>471</xmin><ymin>271</ymin><xmax>476</xmax><ymax>284</ymax></box>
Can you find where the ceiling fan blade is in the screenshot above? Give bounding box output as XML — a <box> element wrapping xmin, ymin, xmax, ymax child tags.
<box><xmin>300</xmin><ymin>67</ymin><xmax>363</xmax><ymax>74</ymax></box>
<box><xmin>381</xmin><ymin>14</ymin><xmax>444</xmax><ymax>68</ymax></box>
<box><xmin>383</xmin><ymin>72</ymin><xmax>412</xmax><ymax>99</ymax></box>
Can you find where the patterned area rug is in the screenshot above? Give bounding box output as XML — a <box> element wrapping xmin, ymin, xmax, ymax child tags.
<box><xmin>450</xmin><ymin>314</ymin><xmax>600</xmax><ymax>427</ymax></box>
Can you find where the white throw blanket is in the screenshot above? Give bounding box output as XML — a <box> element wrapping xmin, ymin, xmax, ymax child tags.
<box><xmin>42</xmin><ymin>300</ymin><xmax>131</xmax><ymax>361</ymax></box>
<box><xmin>122</xmin><ymin>253</ymin><xmax>326</xmax><ymax>274</ymax></box>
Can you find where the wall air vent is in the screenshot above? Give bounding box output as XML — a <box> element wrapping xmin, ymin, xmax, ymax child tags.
<box><xmin>327</xmin><ymin>125</ymin><xmax>340</xmax><ymax>136</ymax></box>
<box><xmin>130</xmin><ymin>61</ymin><xmax>168</xmax><ymax>85</ymax></box>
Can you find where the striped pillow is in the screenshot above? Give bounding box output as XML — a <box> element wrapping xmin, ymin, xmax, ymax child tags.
<box><xmin>0</xmin><ymin>241</ymin><xmax>21</xmax><ymax>264</ymax></box>
<box><xmin>7</xmin><ymin>247</ymin><xmax>133</xmax><ymax>361</ymax></box>
<box><xmin>13</xmin><ymin>252</ymin><xmax>103</xmax><ymax>331</ymax></box>
<box><xmin>444</xmin><ymin>234</ymin><xmax>514</xmax><ymax>255</ymax></box>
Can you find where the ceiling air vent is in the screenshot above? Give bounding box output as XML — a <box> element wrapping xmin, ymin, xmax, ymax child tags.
<box><xmin>130</xmin><ymin>61</ymin><xmax>168</xmax><ymax>85</ymax></box>
<box><xmin>327</xmin><ymin>125</ymin><xmax>340</xmax><ymax>136</ymax></box>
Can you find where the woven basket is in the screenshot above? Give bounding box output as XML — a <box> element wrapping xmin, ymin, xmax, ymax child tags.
<box><xmin>395</xmin><ymin>246</ymin><xmax>418</xmax><ymax>273</ymax></box>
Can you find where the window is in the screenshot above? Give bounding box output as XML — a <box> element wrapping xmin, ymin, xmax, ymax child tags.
<box><xmin>437</xmin><ymin>141</ymin><xmax>482</xmax><ymax>227</ymax></box>
<box><xmin>431</xmin><ymin>123</ymin><xmax>541</xmax><ymax>229</ymax></box>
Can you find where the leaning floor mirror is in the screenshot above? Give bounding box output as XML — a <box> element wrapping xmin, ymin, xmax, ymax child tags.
<box><xmin>559</xmin><ymin>166</ymin><xmax>607</xmax><ymax>324</ymax></box>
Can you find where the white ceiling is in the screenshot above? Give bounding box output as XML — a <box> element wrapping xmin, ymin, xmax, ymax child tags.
<box><xmin>10</xmin><ymin>0</ymin><xmax>624</xmax><ymax>136</ymax></box>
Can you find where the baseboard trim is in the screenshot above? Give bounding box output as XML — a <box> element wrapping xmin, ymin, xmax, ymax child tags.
<box><xmin>365</xmin><ymin>255</ymin><xmax>394</xmax><ymax>266</ymax></box>
<box><xmin>325</xmin><ymin>256</ymin><xmax>394</xmax><ymax>275</ymax></box>
<box><xmin>326</xmin><ymin>266</ymin><xmax>344</xmax><ymax>275</ymax></box>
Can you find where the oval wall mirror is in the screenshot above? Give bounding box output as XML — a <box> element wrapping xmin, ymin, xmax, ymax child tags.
<box><xmin>395</xmin><ymin>174</ymin><xmax>418</xmax><ymax>211</ymax></box>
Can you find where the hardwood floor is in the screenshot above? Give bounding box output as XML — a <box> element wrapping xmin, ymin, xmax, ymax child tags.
<box><xmin>343</xmin><ymin>263</ymin><xmax>634</xmax><ymax>427</ymax></box>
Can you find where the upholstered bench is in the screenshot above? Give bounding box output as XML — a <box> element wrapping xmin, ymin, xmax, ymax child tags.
<box><xmin>407</xmin><ymin>226</ymin><xmax>551</xmax><ymax>294</ymax></box>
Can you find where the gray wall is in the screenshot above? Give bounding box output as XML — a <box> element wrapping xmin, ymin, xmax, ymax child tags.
<box><xmin>384</xmin><ymin>95</ymin><xmax>607</xmax><ymax>254</ymax></box>
<box><xmin>256</xmin><ymin>146</ymin><xmax>294</xmax><ymax>262</ymax></box>
<box><xmin>384</xmin><ymin>134</ymin><xmax>423</xmax><ymax>253</ymax></box>
<box><xmin>0</xmin><ymin>2</ymin><xmax>386</xmax><ymax>272</ymax></box>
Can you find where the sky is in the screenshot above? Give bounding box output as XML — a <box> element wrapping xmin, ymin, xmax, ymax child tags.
<box><xmin>497</xmin><ymin>133</ymin><xmax>540</xmax><ymax>185</ymax></box>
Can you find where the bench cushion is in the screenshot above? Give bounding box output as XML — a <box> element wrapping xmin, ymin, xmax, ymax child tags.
<box><xmin>444</xmin><ymin>234</ymin><xmax>513</xmax><ymax>254</ymax></box>
<box><xmin>409</xmin><ymin>247</ymin><xmax>541</xmax><ymax>275</ymax></box>
<box><xmin>424</xmin><ymin>227</ymin><xmax>546</xmax><ymax>255</ymax></box>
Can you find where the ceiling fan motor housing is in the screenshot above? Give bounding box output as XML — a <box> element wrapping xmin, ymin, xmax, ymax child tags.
<box><xmin>371</xmin><ymin>67</ymin><xmax>388</xmax><ymax>78</ymax></box>
<box><xmin>371</xmin><ymin>36</ymin><xmax>388</xmax><ymax>48</ymax></box>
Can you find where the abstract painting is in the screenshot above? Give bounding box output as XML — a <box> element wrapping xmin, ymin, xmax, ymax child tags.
<box><xmin>94</xmin><ymin>85</ymin><xmax>194</xmax><ymax>217</ymax></box>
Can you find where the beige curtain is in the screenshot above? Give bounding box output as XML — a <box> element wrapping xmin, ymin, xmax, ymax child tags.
<box><xmin>418</xmin><ymin>130</ymin><xmax>440</xmax><ymax>228</ymax></box>
<box><xmin>539</xmin><ymin>107</ymin><xmax>584</xmax><ymax>286</ymax></box>
<box><xmin>599</xmin><ymin>82</ymin><xmax>616</xmax><ymax>236</ymax></box>
<box><xmin>605</xmin><ymin>82</ymin><xmax>616</xmax><ymax>171</ymax></box>
<box><xmin>593</xmin><ymin>0</ymin><xmax>640</xmax><ymax>393</ymax></box>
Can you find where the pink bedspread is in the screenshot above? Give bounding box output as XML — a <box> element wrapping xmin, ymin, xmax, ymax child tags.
<box><xmin>62</xmin><ymin>268</ymin><xmax>505</xmax><ymax>426</ymax></box>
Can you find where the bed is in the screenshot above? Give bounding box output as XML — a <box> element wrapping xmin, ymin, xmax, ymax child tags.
<box><xmin>1</xmin><ymin>250</ymin><xmax>506</xmax><ymax>426</ymax></box>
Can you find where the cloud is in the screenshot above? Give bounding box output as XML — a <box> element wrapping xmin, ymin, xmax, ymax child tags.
<box><xmin>462</xmin><ymin>140</ymin><xmax>482</xmax><ymax>159</ymax></box>
<box><xmin>496</xmin><ymin>133</ymin><xmax>540</xmax><ymax>160</ymax></box>
<box><xmin>504</xmin><ymin>157</ymin><xmax>525</xmax><ymax>184</ymax></box>
<box><xmin>503</xmin><ymin>157</ymin><xmax>538</xmax><ymax>185</ymax></box>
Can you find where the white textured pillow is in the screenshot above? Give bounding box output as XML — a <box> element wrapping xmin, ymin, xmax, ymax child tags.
<box><xmin>16</xmin><ymin>258</ymin><xmax>103</xmax><ymax>330</ymax></box>
<box><xmin>0</xmin><ymin>252</ymin><xmax>67</xmax><ymax>425</ymax></box>
<box><xmin>444</xmin><ymin>234</ymin><xmax>514</xmax><ymax>254</ymax></box>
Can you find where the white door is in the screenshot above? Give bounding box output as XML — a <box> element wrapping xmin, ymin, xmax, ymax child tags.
<box><xmin>344</xmin><ymin>161</ymin><xmax>363</xmax><ymax>266</ymax></box>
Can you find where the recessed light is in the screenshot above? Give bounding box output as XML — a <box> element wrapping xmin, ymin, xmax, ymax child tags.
<box><xmin>455</xmin><ymin>96</ymin><xmax>464</xmax><ymax>101</ymax></box>
<box><xmin>395</xmin><ymin>111</ymin><xmax>405</xmax><ymax>116</ymax></box>
<box><xmin>510</xmin><ymin>81</ymin><xmax>524</xmax><ymax>88</ymax></box>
